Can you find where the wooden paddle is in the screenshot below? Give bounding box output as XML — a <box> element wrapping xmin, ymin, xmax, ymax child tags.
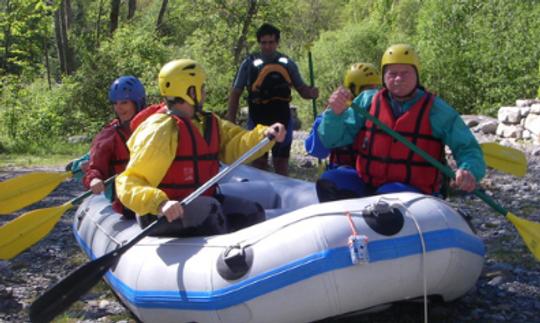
<box><xmin>29</xmin><ymin>135</ymin><xmax>274</xmax><ymax>323</ymax></box>
<box><xmin>0</xmin><ymin>170</ymin><xmax>79</xmax><ymax>214</ymax></box>
<box><xmin>350</xmin><ymin>101</ymin><xmax>540</xmax><ymax>261</ymax></box>
<box><xmin>0</xmin><ymin>177</ymin><xmax>115</xmax><ymax>260</ymax></box>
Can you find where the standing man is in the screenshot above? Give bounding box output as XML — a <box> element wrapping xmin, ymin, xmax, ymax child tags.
<box><xmin>226</xmin><ymin>23</ymin><xmax>319</xmax><ymax>176</ymax></box>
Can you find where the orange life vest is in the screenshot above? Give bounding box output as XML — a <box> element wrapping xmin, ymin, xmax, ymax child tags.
<box><xmin>354</xmin><ymin>89</ymin><xmax>444</xmax><ymax>194</ymax></box>
<box><xmin>158</xmin><ymin>112</ymin><xmax>220</xmax><ymax>200</ymax></box>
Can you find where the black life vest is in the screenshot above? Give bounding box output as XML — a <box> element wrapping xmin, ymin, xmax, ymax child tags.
<box><xmin>246</xmin><ymin>53</ymin><xmax>293</xmax><ymax>127</ymax></box>
<box><xmin>247</xmin><ymin>53</ymin><xmax>292</xmax><ymax>105</ymax></box>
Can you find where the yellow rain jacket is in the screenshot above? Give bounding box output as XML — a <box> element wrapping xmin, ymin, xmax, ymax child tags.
<box><xmin>116</xmin><ymin>112</ymin><xmax>274</xmax><ymax>216</ymax></box>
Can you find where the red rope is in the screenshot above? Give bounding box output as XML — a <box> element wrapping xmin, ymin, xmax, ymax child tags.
<box><xmin>346</xmin><ymin>211</ymin><xmax>358</xmax><ymax>236</ymax></box>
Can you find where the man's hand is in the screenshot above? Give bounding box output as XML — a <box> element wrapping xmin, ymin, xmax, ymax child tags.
<box><xmin>159</xmin><ymin>200</ymin><xmax>184</xmax><ymax>223</ymax></box>
<box><xmin>80</xmin><ymin>161</ymin><xmax>90</xmax><ymax>173</ymax></box>
<box><xmin>89</xmin><ymin>178</ymin><xmax>105</xmax><ymax>194</ymax></box>
<box><xmin>298</xmin><ymin>85</ymin><xmax>319</xmax><ymax>99</ymax></box>
<box><xmin>328</xmin><ymin>86</ymin><xmax>353</xmax><ymax>116</ymax></box>
<box><xmin>309</xmin><ymin>86</ymin><xmax>319</xmax><ymax>99</ymax></box>
<box><xmin>452</xmin><ymin>169</ymin><xmax>477</xmax><ymax>192</ymax></box>
<box><xmin>266</xmin><ymin>123</ymin><xmax>287</xmax><ymax>143</ymax></box>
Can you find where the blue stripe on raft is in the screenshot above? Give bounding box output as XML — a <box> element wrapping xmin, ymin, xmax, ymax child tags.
<box><xmin>73</xmin><ymin>226</ymin><xmax>484</xmax><ymax>311</ymax></box>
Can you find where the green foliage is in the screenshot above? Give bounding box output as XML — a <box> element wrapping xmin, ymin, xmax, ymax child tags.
<box><xmin>0</xmin><ymin>0</ymin><xmax>53</xmax><ymax>77</ymax></box>
<box><xmin>538</xmin><ymin>61</ymin><xmax>540</xmax><ymax>98</ymax></box>
<box><xmin>2</xmin><ymin>0</ymin><xmax>540</xmax><ymax>149</ymax></box>
<box><xmin>0</xmin><ymin>24</ymin><xmax>170</xmax><ymax>150</ymax></box>
<box><xmin>417</xmin><ymin>0</ymin><xmax>540</xmax><ymax>115</ymax></box>
<box><xmin>70</xmin><ymin>23</ymin><xmax>170</xmax><ymax>125</ymax></box>
<box><xmin>304</xmin><ymin>22</ymin><xmax>387</xmax><ymax>116</ymax></box>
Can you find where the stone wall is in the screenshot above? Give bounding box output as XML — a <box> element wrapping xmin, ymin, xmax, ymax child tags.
<box><xmin>496</xmin><ymin>99</ymin><xmax>540</xmax><ymax>143</ymax></box>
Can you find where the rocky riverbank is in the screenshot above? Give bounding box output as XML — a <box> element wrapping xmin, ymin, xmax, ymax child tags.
<box><xmin>1</xmin><ymin>131</ymin><xmax>539</xmax><ymax>322</ymax></box>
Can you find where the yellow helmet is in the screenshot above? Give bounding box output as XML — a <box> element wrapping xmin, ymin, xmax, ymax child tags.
<box><xmin>343</xmin><ymin>63</ymin><xmax>381</xmax><ymax>96</ymax></box>
<box><xmin>381</xmin><ymin>44</ymin><xmax>420</xmax><ymax>79</ymax></box>
<box><xmin>158</xmin><ymin>59</ymin><xmax>206</xmax><ymax>106</ymax></box>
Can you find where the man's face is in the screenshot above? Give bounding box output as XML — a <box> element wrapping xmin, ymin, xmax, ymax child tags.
<box><xmin>258</xmin><ymin>34</ymin><xmax>279</xmax><ymax>56</ymax></box>
<box><xmin>170</xmin><ymin>85</ymin><xmax>206</xmax><ymax>118</ymax></box>
<box><xmin>384</xmin><ymin>64</ymin><xmax>417</xmax><ymax>98</ymax></box>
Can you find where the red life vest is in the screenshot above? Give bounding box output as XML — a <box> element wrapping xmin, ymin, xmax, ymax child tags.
<box><xmin>158</xmin><ymin>112</ymin><xmax>220</xmax><ymax>200</ymax></box>
<box><xmin>354</xmin><ymin>89</ymin><xmax>444</xmax><ymax>194</ymax></box>
<box><xmin>130</xmin><ymin>102</ymin><xmax>167</xmax><ymax>131</ymax></box>
<box><xmin>83</xmin><ymin>119</ymin><xmax>131</xmax><ymax>216</ymax></box>
<box><xmin>329</xmin><ymin>144</ymin><xmax>358</xmax><ymax>168</ymax></box>
<box><xmin>109</xmin><ymin>119</ymin><xmax>131</xmax><ymax>175</ymax></box>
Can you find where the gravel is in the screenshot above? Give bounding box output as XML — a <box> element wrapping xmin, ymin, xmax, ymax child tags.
<box><xmin>1</xmin><ymin>132</ymin><xmax>539</xmax><ymax>323</ymax></box>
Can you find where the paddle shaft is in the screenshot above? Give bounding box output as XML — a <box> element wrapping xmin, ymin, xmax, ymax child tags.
<box><xmin>29</xmin><ymin>135</ymin><xmax>273</xmax><ymax>322</ymax></box>
<box><xmin>350</xmin><ymin>102</ymin><xmax>509</xmax><ymax>216</ymax></box>
<box><xmin>308</xmin><ymin>50</ymin><xmax>317</xmax><ymax>122</ymax></box>
<box><xmin>70</xmin><ymin>176</ymin><xmax>116</xmax><ymax>205</ymax></box>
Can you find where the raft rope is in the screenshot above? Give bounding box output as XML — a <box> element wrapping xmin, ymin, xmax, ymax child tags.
<box><xmin>93</xmin><ymin>217</ymin><xmax>123</xmax><ymax>247</ymax></box>
<box><xmin>400</xmin><ymin>203</ymin><xmax>429</xmax><ymax>323</ymax></box>
<box><xmin>346</xmin><ymin>211</ymin><xmax>359</xmax><ymax>236</ymax></box>
<box><xmin>369</xmin><ymin>195</ymin><xmax>429</xmax><ymax>323</ymax></box>
<box><xmin>237</xmin><ymin>209</ymin><xmax>371</xmax><ymax>250</ymax></box>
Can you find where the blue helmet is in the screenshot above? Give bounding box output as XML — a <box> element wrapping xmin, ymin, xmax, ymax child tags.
<box><xmin>108</xmin><ymin>75</ymin><xmax>146</xmax><ymax>111</ymax></box>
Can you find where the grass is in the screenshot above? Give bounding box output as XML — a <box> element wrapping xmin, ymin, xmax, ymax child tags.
<box><xmin>0</xmin><ymin>139</ymin><xmax>90</xmax><ymax>169</ymax></box>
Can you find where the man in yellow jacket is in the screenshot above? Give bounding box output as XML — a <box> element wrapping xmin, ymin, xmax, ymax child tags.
<box><xmin>116</xmin><ymin>59</ymin><xmax>286</xmax><ymax>236</ymax></box>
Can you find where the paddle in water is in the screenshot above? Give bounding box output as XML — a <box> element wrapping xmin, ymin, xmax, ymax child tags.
<box><xmin>29</xmin><ymin>135</ymin><xmax>274</xmax><ymax>323</ymax></box>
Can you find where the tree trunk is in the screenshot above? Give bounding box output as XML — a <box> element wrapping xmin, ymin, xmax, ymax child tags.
<box><xmin>64</xmin><ymin>0</ymin><xmax>73</xmax><ymax>29</ymax></box>
<box><xmin>54</xmin><ymin>8</ymin><xmax>66</xmax><ymax>76</ymax></box>
<box><xmin>109</xmin><ymin>0</ymin><xmax>120</xmax><ymax>33</ymax></box>
<box><xmin>127</xmin><ymin>0</ymin><xmax>136</xmax><ymax>20</ymax></box>
<box><xmin>43</xmin><ymin>37</ymin><xmax>52</xmax><ymax>89</ymax></box>
<box><xmin>60</xmin><ymin>1</ymin><xmax>74</xmax><ymax>74</ymax></box>
<box><xmin>2</xmin><ymin>0</ymin><xmax>12</xmax><ymax>72</ymax></box>
<box><xmin>96</xmin><ymin>0</ymin><xmax>104</xmax><ymax>47</ymax></box>
<box><xmin>156</xmin><ymin>0</ymin><xmax>168</xmax><ymax>31</ymax></box>
<box><xmin>233</xmin><ymin>0</ymin><xmax>258</xmax><ymax>66</ymax></box>
<box><xmin>54</xmin><ymin>1</ymin><xmax>74</xmax><ymax>76</ymax></box>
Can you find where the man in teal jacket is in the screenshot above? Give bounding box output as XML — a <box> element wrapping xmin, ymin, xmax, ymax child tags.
<box><xmin>317</xmin><ymin>44</ymin><xmax>485</xmax><ymax>201</ymax></box>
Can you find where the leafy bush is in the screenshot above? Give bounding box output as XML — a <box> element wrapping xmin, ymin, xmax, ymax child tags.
<box><xmin>0</xmin><ymin>24</ymin><xmax>170</xmax><ymax>149</ymax></box>
<box><xmin>417</xmin><ymin>0</ymin><xmax>540</xmax><ymax>115</ymax></box>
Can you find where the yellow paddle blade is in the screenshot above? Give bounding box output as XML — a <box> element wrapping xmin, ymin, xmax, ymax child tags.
<box><xmin>0</xmin><ymin>202</ymin><xmax>73</xmax><ymax>260</ymax></box>
<box><xmin>0</xmin><ymin>171</ymin><xmax>72</xmax><ymax>214</ymax></box>
<box><xmin>506</xmin><ymin>212</ymin><xmax>540</xmax><ymax>261</ymax></box>
<box><xmin>481</xmin><ymin>143</ymin><xmax>527</xmax><ymax>177</ymax></box>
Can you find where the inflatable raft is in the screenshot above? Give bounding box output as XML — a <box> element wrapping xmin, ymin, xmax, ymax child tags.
<box><xmin>73</xmin><ymin>165</ymin><xmax>485</xmax><ymax>323</ymax></box>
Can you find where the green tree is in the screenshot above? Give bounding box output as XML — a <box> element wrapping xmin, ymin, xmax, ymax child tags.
<box><xmin>0</xmin><ymin>0</ymin><xmax>53</xmax><ymax>77</ymax></box>
<box><xmin>417</xmin><ymin>0</ymin><xmax>540</xmax><ymax>115</ymax></box>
